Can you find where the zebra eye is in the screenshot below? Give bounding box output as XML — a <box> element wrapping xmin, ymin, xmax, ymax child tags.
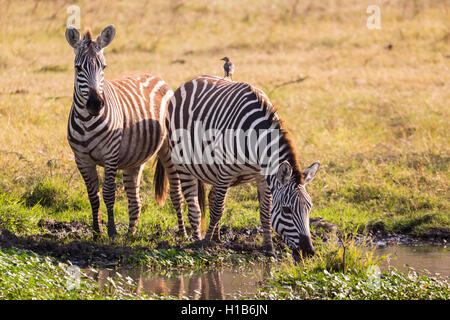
<box><xmin>75</xmin><ymin>66</ymin><xmax>82</xmax><ymax>73</ymax></box>
<box><xmin>282</xmin><ymin>206</ymin><xmax>292</xmax><ymax>216</ymax></box>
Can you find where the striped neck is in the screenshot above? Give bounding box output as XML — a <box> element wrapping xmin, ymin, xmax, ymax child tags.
<box><xmin>258</xmin><ymin>122</ymin><xmax>303</xmax><ymax>192</ymax></box>
<box><xmin>72</xmin><ymin>81</ymin><xmax>108</xmax><ymax>120</ymax></box>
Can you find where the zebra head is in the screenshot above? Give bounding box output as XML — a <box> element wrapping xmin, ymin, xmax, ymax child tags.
<box><xmin>65</xmin><ymin>25</ymin><xmax>116</xmax><ymax>116</ymax></box>
<box><xmin>273</xmin><ymin>160</ymin><xmax>320</xmax><ymax>260</ymax></box>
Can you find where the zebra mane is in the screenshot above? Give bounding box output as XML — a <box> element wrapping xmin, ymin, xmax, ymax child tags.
<box><xmin>277</xmin><ymin>118</ymin><xmax>304</xmax><ymax>185</ymax></box>
<box><xmin>195</xmin><ymin>75</ymin><xmax>305</xmax><ymax>184</ymax></box>
<box><xmin>83</xmin><ymin>29</ymin><xmax>94</xmax><ymax>42</ymax></box>
<box><xmin>250</xmin><ymin>86</ymin><xmax>304</xmax><ymax>185</ymax></box>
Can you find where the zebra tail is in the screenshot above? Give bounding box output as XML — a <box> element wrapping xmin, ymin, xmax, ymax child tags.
<box><xmin>198</xmin><ymin>181</ymin><xmax>207</xmax><ymax>233</ymax></box>
<box><xmin>154</xmin><ymin>158</ymin><xmax>168</xmax><ymax>206</ymax></box>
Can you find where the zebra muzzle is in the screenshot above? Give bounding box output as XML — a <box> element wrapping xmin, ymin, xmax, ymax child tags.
<box><xmin>293</xmin><ymin>235</ymin><xmax>315</xmax><ymax>261</ymax></box>
<box><xmin>86</xmin><ymin>89</ymin><xmax>104</xmax><ymax>116</ymax></box>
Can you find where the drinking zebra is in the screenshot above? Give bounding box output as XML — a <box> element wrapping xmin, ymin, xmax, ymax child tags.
<box><xmin>155</xmin><ymin>75</ymin><xmax>319</xmax><ymax>258</ymax></box>
<box><xmin>65</xmin><ymin>25</ymin><xmax>173</xmax><ymax>238</ymax></box>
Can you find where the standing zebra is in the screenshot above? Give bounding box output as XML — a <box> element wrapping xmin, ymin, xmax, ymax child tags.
<box><xmin>65</xmin><ymin>25</ymin><xmax>173</xmax><ymax>238</ymax></box>
<box><xmin>155</xmin><ymin>75</ymin><xmax>319</xmax><ymax>258</ymax></box>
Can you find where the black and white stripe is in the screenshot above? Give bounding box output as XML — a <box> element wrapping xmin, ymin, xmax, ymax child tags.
<box><xmin>66</xmin><ymin>25</ymin><xmax>172</xmax><ymax>237</ymax></box>
<box><xmin>156</xmin><ymin>75</ymin><xmax>319</xmax><ymax>257</ymax></box>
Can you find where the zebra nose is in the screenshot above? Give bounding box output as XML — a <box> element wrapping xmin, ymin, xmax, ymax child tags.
<box><xmin>86</xmin><ymin>88</ymin><xmax>104</xmax><ymax>116</ymax></box>
<box><xmin>294</xmin><ymin>234</ymin><xmax>315</xmax><ymax>261</ymax></box>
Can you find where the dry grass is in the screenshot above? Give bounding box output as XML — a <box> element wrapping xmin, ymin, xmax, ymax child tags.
<box><xmin>0</xmin><ymin>0</ymin><xmax>448</xmax><ymax>236</ymax></box>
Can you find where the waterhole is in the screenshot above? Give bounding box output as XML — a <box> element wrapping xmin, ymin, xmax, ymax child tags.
<box><xmin>87</xmin><ymin>243</ymin><xmax>449</xmax><ymax>299</ymax></box>
<box><xmin>375</xmin><ymin>243</ymin><xmax>449</xmax><ymax>277</ymax></box>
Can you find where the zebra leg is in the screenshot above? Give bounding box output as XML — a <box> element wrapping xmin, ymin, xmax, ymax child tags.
<box><xmin>168</xmin><ymin>171</ymin><xmax>186</xmax><ymax>237</ymax></box>
<box><xmin>157</xmin><ymin>143</ymin><xmax>187</xmax><ymax>237</ymax></box>
<box><xmin>77</xmin><ymin>164</ymin><xmax>102</xmax><ymax>238</ymax></box>
<box><xmin>207</xmin><ymin>186</ymin><xmax>220</xmax><ymax>241</ymax></box>
<box><xmin>256</xmin><ymin>175</ymin><xmax>274</xmax><ymax>256</ymax></box>
<box><xmin>179</xmin><ymin>172</ymin><xmax>202</xmax><ymax>240</ymax></box>
<box><xmin>103</xmin><ymin>164</ymin><xmax>118</xmax><ymax>238</ymax></box>
<box><xmin>123</xmin><ymin>165</ymin><xmax>144</xmax><ymax>236</ymax></box>
<box><xmin>208</xmin><ymin>186</ymin><xmax>227</xmax><ymax>242</ymax></box>
<box><xmin>205</xmin><ymin>183</ymin><xmax>229</xmax><ymax>242</ymax></box>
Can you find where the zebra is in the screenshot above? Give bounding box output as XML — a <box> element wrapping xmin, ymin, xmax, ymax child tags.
<box><xmin>65</xmin><ymin>25</ymin><xmax>173</xmax><ymax>238</ymax></box>
<box><xmin>154</xmin><ymin>75</ymin><xmax>319</xmax><ymax>259</ymax></box>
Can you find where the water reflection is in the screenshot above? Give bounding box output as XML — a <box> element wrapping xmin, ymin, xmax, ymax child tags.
<box><xmin>86</xmin><ymin>244</ymin><xmax>449</xmax><ymax>299</ymax></box>
<box><xmin>87</xmin><ymin>263</ymin><xmax>271</xmax><ymax>299</ymax></box>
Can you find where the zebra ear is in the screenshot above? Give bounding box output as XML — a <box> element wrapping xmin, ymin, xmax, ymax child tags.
<box><xmin>302</xmin><ymin>161</ymin><xmax>320</xmax><ymax>185</ymax></box>
<box><xmin>65</xmin><ymin>27</ymin><xmax>80</xmax><ymax>49</ymax></box>
<box><xmin>277</xmin><ymin>161</ymin><xmax>292</xmax><ymax>187</ymax></box>
<box><xmin>97</xmin><ymin>25</ymin><xmax>116</xmax><ymax>49</ymax></box>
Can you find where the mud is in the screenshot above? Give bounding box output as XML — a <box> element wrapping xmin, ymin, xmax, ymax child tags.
<box><xmin>0</xmin><ymin>219</ymin><xmax>142</xmax><ymax>268</ymax></box>
<box><xmin>368</xmin><ymin>221</ymin><xmax>449</xmax><ymax>244</ymax></box>
<box><xmin>180</xmin><ymin>226</ymin><xmax>288</xmax><ymax>256</ymax></box>
<box><xmin>0</xmin><ymin>217</ymin><xmax>447</xmax><ymax>269</ymax></box>
<box><xmin>37</xmin><ymin>219</ymin><xmax>90</xmax><ymax>240</ymax></box>
<box><xmin>0</xmin><ymin>219</ymin><xmax>289</xmax><ymax>268</ymax></box>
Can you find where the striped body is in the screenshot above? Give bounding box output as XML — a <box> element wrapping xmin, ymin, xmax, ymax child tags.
<box><xmin>66</xmin><ymin>26</ymin><xmax>173</xmax><ymax>237</ymax></box>
<box><xmin>68</xmin><ymin>75</ymin><xmax>170</xmax><ymax>169</ymax></box>
<box><xmin>156</xmin><ymin>75</ymin><xmax>319</xmax><ymax>257</ymax></box>
<box><xmin>68</xmin><ymin>75</ymin><xmax>172</xmax><ymax>237</ymax></box>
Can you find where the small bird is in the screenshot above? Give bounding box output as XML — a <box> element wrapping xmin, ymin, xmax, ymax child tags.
<box><xmin>221</xmin><ymin>57</ymin><xmax>234</xmax><ymax>81</ymax></box>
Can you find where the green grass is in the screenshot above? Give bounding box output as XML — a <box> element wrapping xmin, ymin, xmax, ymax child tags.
<box><xmin>255</xmin><ymin>237</ymin><xmax>449</xmax><ymax>300</ymax></box>
<box><xmin>0</xmin><ymin>194</ymin><xmax>44</xmax><ymax>234</ymax></box>
<box><xmin>257</xmin><ymin>267</ymin><xmax>450</xmax><ymax>300</ymax></box>
<box><xmin>1</xmin><ymin>242</ymin><xmax>448</xmax><ymax>300</ymax></box>
<box><xmin>0</xmin><ymin>0</ymin><xmax>448</xmax><ymax>299</ymax></box>
<box><xmin>0</xmin><ymin>247</ymin><xmax>151</xmax><ymax>299</ymax></box>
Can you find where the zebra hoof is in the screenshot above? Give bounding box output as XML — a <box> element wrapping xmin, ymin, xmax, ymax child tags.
<box><xmin>194</xmin><ymin>239</ymin><xmax>214</xmax><ymax>248</ymax></box>
<box><xmin>127</xmin><ymin>224</ymin><xmax>138</xmax><ymax>236</ymax></box>
<box><xmin>211</xmin><ymin>236</ymin><xmax>222</xmax><ymax>243</ymax></box>
<box><xmin>107</xmin><ymin>226</ymin><xmax>118</xmax><ymax>239</ymax></box>
<box><xmin>263</xmin><ymin>245</ymin><xmax>275</xmax><ymax>257</ymax></box>
<box><xmin>125</xmin><ymin>230</ymin><xmax>136</xmax><ymax>239</ymax></box>
<box><xmin>92</xmin><ymin>227</ymin><xmax>103</xmax><ymax>240</ymax></box>
<box><xmin>109</xmin><ymin>233</ymin><xmax>118</xmax><ymax>240</ymax></box>
<box><xmin>93</xmin><ymin>232</ymin><xmax>101</xmax><ymax>241</ymax></box>
<box><xmin>177</xmin><ymin>229</ymin><xmax>188</xmax><ymax>239</ymax></box>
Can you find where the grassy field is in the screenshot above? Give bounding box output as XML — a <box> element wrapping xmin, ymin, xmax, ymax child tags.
<box><xmin>0</xmin><ymin>0</ymin><xmax>449</xmax><ymax>299</ymax></box>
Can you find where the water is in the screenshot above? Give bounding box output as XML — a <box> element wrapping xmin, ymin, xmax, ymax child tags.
<box><xmin>375</xmin><ymin>243</ymin><xmax>449</xmax><ymax>277</ymax></box>
<box><xmin>87</xmin><ymin>264</ymin><xmax>270</xmax><ymax>299</ymax></box>
<box><xmin>88</xmin><ymin>243</ymin><xmax>449</xmax><ymax>299</ymax></box>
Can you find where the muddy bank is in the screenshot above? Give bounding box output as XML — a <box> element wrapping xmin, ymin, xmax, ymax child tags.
<box><xmin>368</xmin><ymin>221</ymin><xmax>449</xmax><ymax>245</ymax></box>
<box><xmin>0</xmin><ymin>217</ymin><xmax>447</xmax><ymax>269</ymax></box>
<box><xmin>0</xmin><ymin>219</ymin><xmax>286</xmax><ymax>268</ymax></box>
<box><xmin>0</xmin><ymin>228</ymin><xmax>136</xmax><ymax>268</ymax></box>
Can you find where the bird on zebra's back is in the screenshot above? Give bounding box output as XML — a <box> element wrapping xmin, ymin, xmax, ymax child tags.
<box><xmin>154</xmin><ymin>75</ymin><xmax>320</xmax><ymax>260</ymax></box>
<box><xmin>65</xmin><ymin>25</ymin><xmax>174</xmax><ymax>238</ymax></box>
<box><xmin>221</xmin><ymin>57</ymin><xmax>234</xmax><ymax>80</ymax></box>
